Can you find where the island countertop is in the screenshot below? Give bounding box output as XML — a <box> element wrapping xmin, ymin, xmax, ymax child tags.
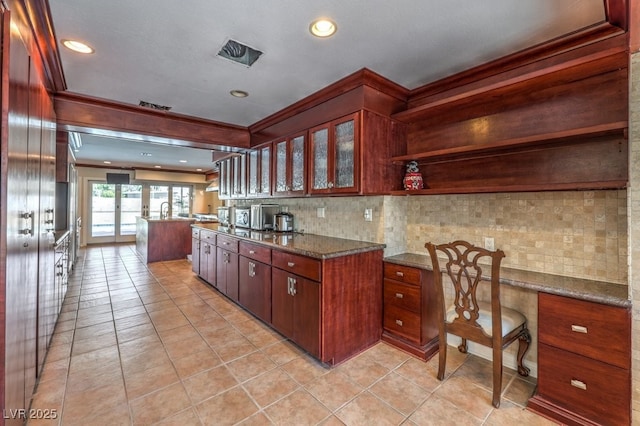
<box><xmin>384</xmin><ymin>252</ymin><xmax>630</xmax><ymax>308</ymax></box>
<box><xmin>192</xmin><ymin>224</ymin><xmax>385</xmax><ymax>259</ymax></box>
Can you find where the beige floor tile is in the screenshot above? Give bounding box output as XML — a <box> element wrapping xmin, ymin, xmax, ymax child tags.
<box><xmin>153</xmin><ymin>407</ymin><xmax>202</xmax><ymax>425</ymax></box>
<box><xmin>369</xmin><ymin>372</ymin><xmax>430</xmax><ymax>416</ymax></box>
<box><xmin>73</xmin><ymin>320</ymin><xmax>116</xmax><ymax>341</ymax></box>
<box><xmin>157</xmin><ymin>323</ymin><xmax>201</xmax><ymax>344</ymax></box>
<box><xmin>195</xmin><ymin>387</ymin><xmax>259</xmax><ymax>426</ymax></box>
<box><xmin>237</xmin><ymin>412</ymin><xmax>274</xmax><ymax>426</ymax></box>
<box><xmin>452</xmin><ymin>354</ymin><xmax>514</xmax><ymax>393</ymax></box>
<box><xmin>116</xmin><ymin>321</ymin><xmax>158</xmax><ymax>343</ymax></box>
<box><xmin>71</xmin><ymin>331</ymin><xmax>117</xmax><ymax>356</ymax></box>
<box><xmin>502</xmin><ymin>376</ymin><xmax>537</xmax><ymax>407</ymax></box>
<box><xmin>408</xmin><ymin>394</ymin><xmax>483</xmax><ymax>426</ymax></box>
<box><xmin>260</xmin><ymin>340</ymin><xmax>304</xmax><ymax>366</ymax></box>
<box><xmin>364</xmin><ymin>342</ymin><xmax>412</xmax><ymax>370</ymax></box>
<box><xmin>244</xmin><ymin>327</ymin><xmax>285</xmax><ymax>348</ymax></box>
<box><xmin>130</xmin><ymin>382</ymin><xmax>192</xmax><ymax>425</ymax></box>
<box><xmin>335</xmin><ymin>391</ymin><xmax>405</xmax><ymax>426</ymax></box>
<box><xmin>172</xmin><ymin>347</ymin><xmax>222</xmax><ymax>379</ymax></box>
<box><xmin>183</xmin><ymin>365</ymin><xmax>238</xmax><ymax>404</ymax></box>
<box><xmin>121</xmin><ymin>347</ymin><xmax>173</xmax><ymax>376</ymax></box>
<box><xmin>395</xmin><ymin>357</ymin><xmax>443</xmax><ymax>392</ymax></box>
<box><xmin>336</xmin><ymin>352</ymin><xmax>389</xmax><ymax>388</ymax></box>
<box><xmin>113</xmin><ymin>304</ymin><xmax>147</xmax><ymax>320</ymax></box>
<box><xmin>282</xmin><ymin>355</ymin><xmax>330</xmax><ymax>385</ymax></box>
<box><xmin>484</xmin><ymin>400</ymin><xmax>557</xmax><ymax>425</ymax></box>
<box><xmin>227</xmin><ymin>351</ymin><xmax>277</xmax><ymax>383</ymax></box>
<box><xmin>68</xmin><ymin>346</ymin><xmax>120</xmax><ymax>373</ymax></box>
<box><xmin>163</xmin><ymin>334</ymin><xmax>210</xmax><ymax>361</ymax></box>
<box><xmin>114</xmin><ymin>312</ymin><xmax>153</xmax><ymax>331</ymax></box>
<box><xmin>305</xmin><ymin>370</ymin><xmax>364</xmax><ymax>411</ymax></box>
<box><xmin>243</xmin><ymin>368</ymin><xmax>300</xmax><ymax>408</ymax></box>
<box><xmin>37</xmin><ymin>357</ymin><xmax>69</xmax><ymax>385</ymax></box>
<box><xmin>431</xmin><ymin>375</ymin><xmax>494</xmax><ymax>420</ymax></box>
<box><xmin>264</xmin><ymin>389</ymin><xmax>331</xmax><ymax>425</ymax></box>
<box><xmin>215</xmin><ymin>336</ymin><xmax>258</xmax><ymax>362</ymax></box>
<box><xmin>123</xmin><ymin>362</ymin><xmax>180</xmax><ymax>400</ymax></box>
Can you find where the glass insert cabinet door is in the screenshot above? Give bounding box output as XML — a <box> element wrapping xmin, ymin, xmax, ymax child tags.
<box><xmin>273</xmin><ymin>132</ymin><xmax>306</xmax><ymax>195</ymax></box>
<box><xmin>309</xmin><ymin>112</ymin><xmax>359</xmax><ymax>194</ymax></box>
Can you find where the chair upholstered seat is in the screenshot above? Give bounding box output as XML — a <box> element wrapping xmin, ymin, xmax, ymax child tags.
<box><xmin>446</xmin><ymin>302</ymin><xmax>526</xmax><ymax>337</ymax></box>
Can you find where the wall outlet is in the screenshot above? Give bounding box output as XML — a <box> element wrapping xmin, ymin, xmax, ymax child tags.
<box><xmin>317</xmin><ymin>207</ymin><xmax>325</xmax><ymax>218</ymax></box>
<box><xmin>364</xmin><ymin>208</ymin><xmax>373</xmax><ymax>222</ymax></box>
<box><xmin>484</xmin><ymin>237</ymin><xmax>495</xmax><ymax>251</ymax></box>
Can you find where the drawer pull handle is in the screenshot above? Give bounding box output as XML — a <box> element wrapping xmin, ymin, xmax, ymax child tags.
<box><xmin>395</xmin><ymin>293</ymin><xmax>404</xmax><ymax>299</ymax></box>
<box><xmin>249</xmin><ymin>250</ymin><xmax>256</xmax><ymax>254</ymax></box>
<box><xmin>396</xmin><ymin>271</ymin><xmax>404</xmax><ymax>277</ymax></box>
<box><xmin>395</xmin><ymin>319</ymin><xmax>403</xmax><ymax>327</ymax></box>
<box><xmin>570</xmin><ymin>379</ymin><xmax>587</xmax><ymax>390</ymax></box>
<box><xmin>571</xmin><ymin>325</ymin><xmax>588</xmax><ymax>334</ymax></box>
<box><xmin>287</xmin><ymin>262</ymin><xmax>295</xmax><ymax>267</ymax></box>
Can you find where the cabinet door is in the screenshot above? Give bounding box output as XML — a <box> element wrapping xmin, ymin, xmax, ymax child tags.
<box><xmin>309</xmin><ymin>112</ymin><xmax>360</xmax><ymax>194</ymax></box>
<box><xmin>231</xmin><ymin>154</ymin><xmax>246</xmax><ymax>198</ymax></box>
<box><xmin>273</xmin><ymin>132</ymin><xmax>306</xmax><ymax>196</ymax></box>
<box><xmin>226</xmin><ymin>251</ymin><xmax>239</xmax><ymax>302</ymax></box>
<box><xmin>290</xmin><ymin>133</ymin><xmax>306</xmax><ymax>194</ymax></box>
<box><xmin>191</xmin><ymin>237</ymin><xmax>200</xmax><ymax>274</ymax></box>
<box><xmin>218</xmin><ymin>158</ymin><xmax>231</xmax><ymax>199</ymax></box>
<box><xmin>274</xmin><ymin>139</ymin><xmax>288</xmax><ymax>195</ymax></box>
<box><xmin>215</xmin><ymin>247</ymin><xmax>228</xmax><ymax>294</ymax></box>
<box><xmin>259</xmin><ymin>144</ymin><xmax>271</xmax><ymax>196</ymax></box>
<box><xmin>292</xmin><ymin>276</ymin><xmax>321</xmax><ymax>358</ymax></box>
<box><xmin>271</xmin><ymin>268</ymin><xmax>294</xmax><ymax>337</ymax></box>
<box><xmin>239</xmin><ymin>257</ymin><xmax>272</xmax><ymax>322</ymax></box>
<box><xmin>247</xmin><ymin>149</ymin><xmax>259</xmax><ymax>197</ymax></box>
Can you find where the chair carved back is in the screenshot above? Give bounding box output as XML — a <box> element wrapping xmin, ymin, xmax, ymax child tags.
<box><xmin>427</xmin><ymin>240</ymin><xmax>505</xmax><ymax>345</ymax></box>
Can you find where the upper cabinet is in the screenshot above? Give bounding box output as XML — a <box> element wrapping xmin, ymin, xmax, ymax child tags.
<box><xmin>273</xmin><ymin>132</ymin><xmax>306</xmax><ymax>197</ymax></box>
<box><xmin>231</xmin><ymin>154</ymin><xmax>247</xmax><ymax>198</ymax></box>
<box><xmin>247</xmin><ymin>143</ymin><xmax>272</xmax><ymax>198</ymax></box>
<box><xmin>309</xmin><ymin>112</ymin><xmax>360</xmax><ymax>195</ymax></box>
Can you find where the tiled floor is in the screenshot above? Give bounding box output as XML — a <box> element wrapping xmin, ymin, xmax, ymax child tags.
<box><xmin>28</xmin><ymin>244</ymin><xmax>556</xmax><ymax>425</ymax></box>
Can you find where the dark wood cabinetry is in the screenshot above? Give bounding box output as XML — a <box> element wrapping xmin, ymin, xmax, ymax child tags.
<box><xmin>216</xmin><ymin>234</ymin><xmax>239</xmax><ymax>301</ymax></box>
<box><xmin>529</xmin><ymin>293</ymin><xmax>631</xmax><ymax>425</ymax></box>
<box><xmin>381</xmin><ymin>261</ymin><xmax>439</xmax><ymax>360</ymax></box>
<box><xmin>309</xmin><ymin>112</ymin><xmax>360</xmax><ymax>194</ymax></box>
<box><xmin>246</xmin><ymin>144</ymin><xmax>271</xmax><ymax>197</ymax></box>
<box><xmin>198</xmin><ymin>230</ymin><xmax>216</xmax><ymax>284</ymax></box>
<box><xmin>273</xmin><ymin>132</ymin><xmax>306</xmax><ymax>197</ymax></box>
<box><xmin>238</xmin><ymin>242</ymin><xmax>272</xmax><ymax>322</ymax></box>
<box><xmin>191</xmin><ymin>228</ymin><xmax>201</xmax><ymax>275</ymax></box>
<box><xmin>271</xmin><ymin>253</ymin><xmax>321</xmax><ymax>357</ymax></box>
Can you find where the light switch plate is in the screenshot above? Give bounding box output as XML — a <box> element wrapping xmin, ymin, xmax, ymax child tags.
<box><xmin>317</xmin><ymin>207</ymin><xmax>325</xmax><ymax>218</ymax></box>
<box><xmin>364</xmin><ymin>208</ymin><xmax>373</xmax><ymax>222</ymax></box>
<box><xmin>484</xmin><ymin>237</ymin><xmax>495</xmax><ymax>251</ymax></box>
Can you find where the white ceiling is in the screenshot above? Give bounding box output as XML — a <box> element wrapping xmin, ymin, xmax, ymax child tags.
<box><xmin>49</xmin><ymin>0</ymin><xmax>606</xmax><ymax>172</ymax></box>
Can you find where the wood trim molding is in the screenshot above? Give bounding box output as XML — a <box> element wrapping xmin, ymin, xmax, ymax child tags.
<box><xmin>55</xmin><ymin>91</ymin><xmax>251</xmax><ymax>149</ymax></box>
<box><xmin>605</xmin><ymin>0</ymin><xmax>629</xmax><ymax>30</ymax></box>
<box><xmin>630</xmin><ymin>0</ymin><xmax>640</xmax><ymax>52</ymax></box>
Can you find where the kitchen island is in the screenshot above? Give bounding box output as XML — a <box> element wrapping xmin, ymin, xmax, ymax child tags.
<box><xmin>191</xmin><ymin>224</ymin><xmax>385</xmax><ymax>365</ymax></box>
<box><xmin>136</xmin><ymin>216</ymin><xmax>195</xmax><ymax>263</ymax></box>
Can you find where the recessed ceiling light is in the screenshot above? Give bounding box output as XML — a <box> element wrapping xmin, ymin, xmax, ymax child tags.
<box><xmin>309</xmin><ymin>18</ymin><xmax>337</xmax><ymax>38</ymax></box>
<box><xmin>230</xmin><ymin>90</ymin><xmax>249</xmax><ymax>98</ymax></box>
<box><xmin>154</xmin><ymin>165</ymin><xmax>162</xmax><ymax>168</ymax></box>
<box><xmin>61</xmin><ymin>39</ymin><xmax>94</xmax><ymax>54</ymax></box>
<box><xmin>179</xmin><ymin>160</ymin><xmax>187</xmax><ymax>163</ymax></box>
<box><xmin>196</xmin><ymin>168</ymin><xmax>203</xmax><ymax>172</ymax></box>
<box><xmin>103</xmin><ymin>161</ymin><xmax>111</xmax><ymax>164</ymax></box>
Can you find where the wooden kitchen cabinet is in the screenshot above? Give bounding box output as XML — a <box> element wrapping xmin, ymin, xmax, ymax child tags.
<box><xmin>273</xmin><ymin>131</ymin><xmax>306</xmax><ymax>196</ymax></box>
<box><xmin>239</xmin><ymin>242</ymin><xmax>272</xmax><ymax>322</ymax></box>
<box><xmin>381</xmin><ymin>261</ymin><xmax>439</xmax><ymax>360</ymax></box>
<box><xmin>216</xmin><ymin>234</ymin><xmax>239</xmax><ymax>301</ymax></box>
<box><xmin>247</xmin><ymin>144</ymin><xmax>271</xmax><ymax>197</ymax></box>
<box><xmin>528</xmin><ymin>293</ymin><xmax>631</xmax><ymax>426</ymax></box>
<box><xmin>218</xmin><ymin>157</ymin><xmax>232</xmax><ymax>199</ymax></box>
<box><xmin>231</xmin><ymin>154</ymin><xmax>247</xmax><ymax>198</ymax></box>
<box><xmin>271</xmin><ymin>267</ymin><xmax>321</xmax><ymax>358</ymax></box>
<box><xmin>191</xmin><ymin>228</ymin><xmax>201</xmax><ymax>275</ymax></box>
<box><xmin>309</xmin><ymin>112</ymin><xmax>360</xmax><ymax>194</ymax></box>
<box><xmin>198</xmin><ymin>230</ymin><xmax>216</xmax><ymax>285</ymax></box>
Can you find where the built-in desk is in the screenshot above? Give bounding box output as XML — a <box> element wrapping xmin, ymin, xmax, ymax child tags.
<box><xmin>136</xmin><ymin>216</ymin><xmax>195</xmax><ymax>263</ymax></box>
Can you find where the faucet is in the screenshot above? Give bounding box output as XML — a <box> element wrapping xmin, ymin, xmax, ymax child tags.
<box><xmin>160</xmin><ymin>202</ymin><xmax>169</xmax><ymax>219</ymax></box>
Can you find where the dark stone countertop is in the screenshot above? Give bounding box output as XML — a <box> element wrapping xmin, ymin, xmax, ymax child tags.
<box><xmin>384</xmin><ymin>252</ymin><xmax>630</xmax><ymax>308</ymax></box>
<box><xmin>192</xmin><ymin>224</ymin><xmax>385</xmax><ymax>260</ymax></box>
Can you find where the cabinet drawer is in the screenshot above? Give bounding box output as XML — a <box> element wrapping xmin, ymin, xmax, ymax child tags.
<box><xmin>538</xmin><ymin>293</ymin><xmax>630</xmax><ymax>369</ymax></box>
<box><xmin>217</xmin><ymin>235</ymin><xmax>239</xmax><ymax>252</ymax></box>
<box><xmin>384</xmin><ymin>279</ymin><xmax>420</xmax><ymax>313</ymax></box>
<box><xmin>272</xmin><ymin>250</ymin><xmax>321</xmax><ymax>282</ymax></box>
<box><xmin>384</xmin><ymin>263</ymin><xmax>421</xmax><ymax>285</ymax></box>
<box><xmin>383</xmin><ymin>305</ymin><xmax>421</xmax><ymax>343</ymax></box>
<box><xmin>239</xmin><ymin>241</ymin><xmax>271</xmax><ymax>264</ymax></box>
<box><xmin>192</xmin><ymin>228</ymin><xmax>200</xmax><ymax>239</ymax></box>
<box><xmin>538</xmin><ymin>343</ymin><xmax>630</xmax><ymax>426</ymax></box>
<box><xmin>200</xmin><ymin>230</ymin><xmax>216</xmax><ymax>244</ymax></box>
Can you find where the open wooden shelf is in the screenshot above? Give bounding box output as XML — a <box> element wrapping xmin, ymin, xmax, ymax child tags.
<box><xmin>390</xmin><ymin>180</ymin><xmax>628</xmax><ymax>196</ymax></box>
<box><xmin>392</xmin><ymin>122</ymin><xmax>628</xmax><ymax>165</ymax></box>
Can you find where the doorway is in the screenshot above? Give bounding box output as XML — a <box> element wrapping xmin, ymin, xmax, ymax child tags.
<box><xmin>87</xmin><ymin>182</ymin><xmax>142</xmax><ymax>244</ymax></box>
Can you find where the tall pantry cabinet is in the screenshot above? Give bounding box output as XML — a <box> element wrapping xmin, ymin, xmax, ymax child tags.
<box><xmin>1</xmin><ymin>4</ymin><xmax>58</xmax><ymax>425</ymax></box>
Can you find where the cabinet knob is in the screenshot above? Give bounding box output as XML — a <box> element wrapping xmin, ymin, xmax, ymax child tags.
<box><xmin>395</xmin><ymin>319</ymin><xmax>403</xmax><ymax>327</ymax></box>
<box><xmin>395</xmin><ymin>293</ymin><xmax>404</xmax><ymax>299</ymax></box>
<box><xmin>571</xmin><ymin>325</ymin><xmax>588</xmax><ymax>334</ymax></box>
<box><xmin>395</xmin><ymin>271</ymin><xmax>404</xmax><ymax>277</ymax></box>
<box><xmin>249</xmin><ymin>250</ymin><xmax>255</xmax><ymax>254</ymax></box>
<box><xmin>570</xmin><ymin>379</ymin><xmax>587</xmax><ymax>390</ymax></box>
<box><xmin>287</xmin><ymin>262</ymin><xmax>295</xmax><ymax>267</ymax></box>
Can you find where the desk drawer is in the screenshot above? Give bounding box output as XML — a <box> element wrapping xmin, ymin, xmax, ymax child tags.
<box><xmin>239</xmin><ymin>241</ymin><xmax>271</xmax><ymax>264</ymax></box>
<box><xmin>538</xmin><ymin>343</ymin><xmax>630</xmax><ymax>426</ymax></box>
<box><xmin>217</xmin><ymin>235</ymin><xmax>239</xmax><ymax>252</ymax></box>
<box><xmin>272</xmin><ymin>251</ymin><xmax>320</xmax><ymax>282</ymax></box>
<box><xmin>538</xmin><ymin>293</ymin><xmax>630</xmax><ymax>369</ymax></box>
<box><xmin>200</xmin><ymin>230</ymin><xmax>216</xmax><ymax>244</ymax></box>
<box><xmin>384</xmin><ymin>279</ymin><xmax>420</xmax><ymax>313</ymax></box>
<box><xmin>384</xmin><ymin>263</ymin><xmax>421</xmax><ymax>285</ymax></box>
<box><xmin>383</xmin><ymin>305</ymin><xmax>420</xmax><ymax>343</ymax></box>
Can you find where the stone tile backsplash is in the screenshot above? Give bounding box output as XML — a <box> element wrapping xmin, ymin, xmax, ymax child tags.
<box><xmin>235</xmin><ymin>189</ymin><xmax>627</xmax><ymax>283</ymax></box>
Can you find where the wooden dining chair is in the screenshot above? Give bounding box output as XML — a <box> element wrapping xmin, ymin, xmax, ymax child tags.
<box><xmin>425</xmin><ymin>240</ymin><xmax>531</xmax><ymax>408</ymax></box>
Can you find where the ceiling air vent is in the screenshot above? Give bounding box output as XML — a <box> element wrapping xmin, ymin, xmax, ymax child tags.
<box><xmin>139</xmin><ymin>100</ymin><xmax>172</xmax><ymax>111</ymax></box>
<box><xmin>217</xmin><ymin>39</ymin><xmax>262</xmax><ymax>67</ymax></box>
